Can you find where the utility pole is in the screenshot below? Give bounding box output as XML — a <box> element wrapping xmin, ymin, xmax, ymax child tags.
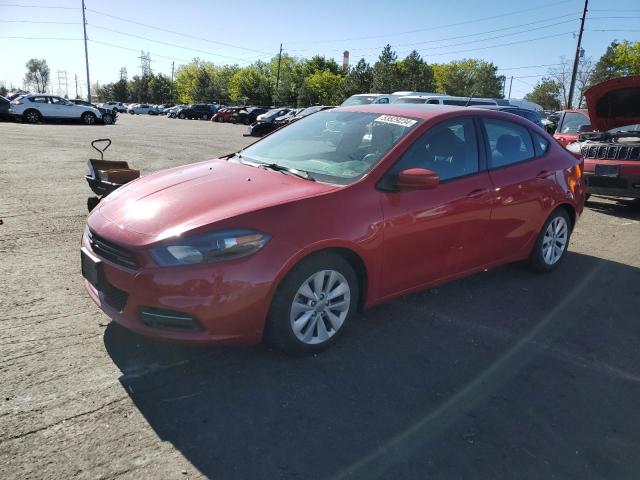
<box><xmin>568</xmin><ymin>0</ymin><xmax>588</xmax><ymax>109</ymax></box>
<box><xmin>507</xmin><ymin>76</ymin><xmax>513</xmax><ymax>99</ymax></box>
<box><xmin>171</xmin><ymin>61</ymin><xmax>175</xmax><ymax>82</ymax></box>
<box><xmin>75</xmin><ymin>74</ymin><xmax>79</xmax><ymax>98</ymax></box>
<box><xmin>274</xmin><ymin>43</ymin><xmax>283</xmax><ymax>105</ymax></box>
<box><xmin>81</xmin><ymin>0</ymin><xmax>91</xmax><ymax>102</ymax></box>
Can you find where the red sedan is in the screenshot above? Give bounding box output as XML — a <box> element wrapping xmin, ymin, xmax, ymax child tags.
<box><xmin>82</xmin><ymin>105</ymin><xmax>585</xmax><ymax>353</ymax></box>
<box><xmin>212</xmin><ymin>107</ymin><xmax>244</xmax><ymax>123</ymax></box>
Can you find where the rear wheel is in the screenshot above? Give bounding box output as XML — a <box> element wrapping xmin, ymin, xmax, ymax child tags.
<box><xmin>243</xmin><ymin>117</ymin><xmax>251</xmax><ymax>125</ymax></box>
<box><xmin>102</xmin><ymin>113</ymin><xmax>114</xmax><ymax>125</ymax></box>
<box><xmin>178</xmin><ymin>113</ymin><xmax>185</xmax><ymax>119</ymax></box>
<box><xmin>266</xmin><ymin>253</ymin><xmax>358</xmax><ymax>354</ymax></box>
<box><xmin>528</xmin><ymin>208</ymin><xmax>571</xmax><ymax>272</ymax></box>
<box><xmin>82</xmin><ymin>112</ymin><xmax>96</xmax><ymax>125</ymax></box>
<box><xmin>24</xmin><ymin>109</ymin><xmax>41</xmax><ymax>124</ymax></box>
<box><xmin>215</xmin><ymin>116</ymin><xmax>222</xmax><ymax>122</ymax></box>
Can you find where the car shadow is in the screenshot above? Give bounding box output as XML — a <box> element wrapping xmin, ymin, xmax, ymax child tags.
<box><xmin>586</xmin><ymin>196</ymin><xmax>640</xmax><ymax>220</ymax></box>
<box><xmin>104</xmin><ymin>252</ymin><xmax>640</xmax><ymax>479</ymax></box>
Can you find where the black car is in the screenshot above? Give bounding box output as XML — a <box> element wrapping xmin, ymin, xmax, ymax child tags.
<box><xmin>234</xmin><ymin>107</ymin><xmax>270</xmax><ymax>125</ymax></box>
<box><xmin>0</xmin><ymin>95</ymin><xmax>9</xmax><ymax>121</ymax></box>
<box><xmin>176</xmin><ymin>104</ymin><xmax>217</xmax><ymax>120</ymax></box>
<box><xmin>275</xmin><ymin>105</ymin><xmax>334</xmax><ymax>128</ymax></box>
<box><xmin>244</xmin><ymin>108</ymin><xmax>292</xmax><ymax>137</ymax></box>
<box><xmin>70</xmin><ymin>99</ymin><xmax>117</xmax><ymax>125</ymax></box>
<box><xmin>476</xmin><ymin>105</ymin><xmax>543</xmax><ymax>128</ymax></box>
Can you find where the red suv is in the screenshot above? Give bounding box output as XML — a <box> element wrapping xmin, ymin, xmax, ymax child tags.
<box><xmin>568</xmin><ymin>75</ymin><xmax>640</xmax><ymax>199</ymax></box>
<box><xmin>553</xmin><ymin>109</ymin><xmax>591</xmax><ymax>148</ymax></box>
<box><xmin>82</xmin><ymin>105</ymin><xmax>585</xmax><ymax>353</ymax></box>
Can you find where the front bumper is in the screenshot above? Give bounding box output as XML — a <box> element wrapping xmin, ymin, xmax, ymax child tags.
<box><xmin>82</xmin><ymin>233</ymin><xmax>274</xmax><ymax>345</ymax></box>
<box><xmin>584</xmin><ymin>159</ymin><xmax>640</xmax><ymax>199</ymax></box>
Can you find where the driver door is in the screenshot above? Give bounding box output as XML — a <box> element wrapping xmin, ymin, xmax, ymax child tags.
<box><xmin>49</xmin><ymin>96</ymin><xmax>75</xmax><ymax>118</ymax></box>
<box><xmin>379</xmin><ymin>116</ymin><xmax>494</xmax><ymax>297</ymax></box>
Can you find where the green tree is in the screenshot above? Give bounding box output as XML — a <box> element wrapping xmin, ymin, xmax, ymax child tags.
<box><xmin>434</xmin><ymin>59</ymin><xmax>504</xmax><ymax>98</ymax></box>
<box><xmin>24</xmin><ymin>58</ymin><xmax>50</xmax><ymax>93</ymax></box>
<box><xmin>372</xmin><ymin>45</ymin><xmax>399</xmax><ymax>93</ymax></box>
<box><xmin>112</xmin><ymin>79</ymin><xmax>129</xmax><ymax>102</ymax></box>
<box><xmin>342</xmin><ymin>58</ymin><xmax>374</xmax><ymax>98</ymax></box>
<box><xmin>299</xmin><ymin>69</ymin><xmax>345</xmax><ymax>105</ymax></box>
<box><xmin>0</xmin><ymin>85</ymin><xmax>7</xmax><ymax>97</ymax></box>
<box><xmin>149</xmin><ymin>74</ymin><xmax>174</xmax><ymax>103</ymax></box>
<box><xmin>524</xmin><ymin>78</ymin><xmax>562</xmax><ymax>110</ymax></box>
<box><xmin>228</xmin><ymin>65</ymin><xmax>272</xmax><ymax>105</ymax></box>
<box><xmin>396</xmin><ymin>50</ymin><xmax>434</xmax><ymax>92</ymax></box>
<box><xmin>591</xmin><ymin>40</ymin><xmax>640</xmax><ymax>85</ymax></box>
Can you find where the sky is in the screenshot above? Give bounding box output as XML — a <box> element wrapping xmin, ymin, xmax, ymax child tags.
<box><xmin>1</xmin><ymin>0</ymin><xmax>639</xmax><ymax>99</ymax></box>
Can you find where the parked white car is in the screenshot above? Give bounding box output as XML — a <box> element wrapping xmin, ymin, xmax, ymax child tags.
<box><xmin>393</xmin><ymin>95</ymin><xmax>498</xmax><ymax>106</ymax></box>
<box><xmin>128</xmin><ymin>104</ymin><xmax>154</xmax><ymax>115</ymax></box>
<box><xmin>99</xmin><ymin>101</ymin><xmax>126</xmax><ymax>113</ymax></box>
<box><xmin>341</xmin><ymin>93</ymin><xmax>400</xmax><ymax>106</ymax></box>
<box><xmin>9</xmin><ymin>94</ymin><xmax>103</xmax><ymax>124</ymax></box>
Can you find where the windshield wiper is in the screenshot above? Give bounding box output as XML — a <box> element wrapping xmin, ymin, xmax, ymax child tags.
<box><xmin>257</xmin><ymin>163</ymin><xmax>315</xmax><ymax>181</ymax></box>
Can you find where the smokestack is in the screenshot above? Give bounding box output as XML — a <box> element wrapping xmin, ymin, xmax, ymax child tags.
<box><xmin>343</xmin><ymin>50</ymin><xmax>350</xmax><ymax>72</ymax></box>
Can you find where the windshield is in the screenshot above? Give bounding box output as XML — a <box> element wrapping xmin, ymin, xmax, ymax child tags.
<box><xmin>341</xmin><ymin>95</ymin><xmax>379</xmax><ymax>106</ymax></box>
<box><xmin>238</xmin><ymin>111</ymin><xmax>419</xmax><ymax>184</ymax></box>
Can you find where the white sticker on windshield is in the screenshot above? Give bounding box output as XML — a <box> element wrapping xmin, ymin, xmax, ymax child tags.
<box><xmin>374</xmin><ymin>115</ymin><xmax>418</xmax><ymax>128</ymax></box>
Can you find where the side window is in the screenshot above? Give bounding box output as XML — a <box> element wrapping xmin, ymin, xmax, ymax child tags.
<box><xmin>532</xmin><ymin>131</ymin><xmax>549</xmax><ymax>156</ymax></box>
<box><xmin>427</xmin><ymin>99</ymin><xmax>440</xmax><ymax>104</ymax></box>
<box><xmin>390</xmin><ymin>117</ymin><xmax>479</xmax><ymax>182</ymax></box>
<box><xmin>443</xmin><ymin>99</ymin><xmax>466</xmax><ymax>106</ymax></box>
<box><xmin>50</xmin><ymin>97</ymin><xmax>64</xmax><ymax>105</ymax></box>
<box><xmin>30</xmin><ymin>96</ymin><xmax>48</xmax><ymax>103</ymax></box>
<box><xmin>377</xmin><ymin>98</ymin><xmax>389</xmax><ymax>104</ymax></box>
<box><xmin>483</xmin><ymin>118</ymin><xmax>535</xmax><ymax>168</ymax></box>
<box><xmin>559</xmin><ymin>112</ymin><xmax>589</xmax><ymax>134</ymax></box>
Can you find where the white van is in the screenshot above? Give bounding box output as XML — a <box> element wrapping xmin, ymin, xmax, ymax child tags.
<box><xmin>394</xmin><ymin>95</ymin><xmax>498</xmax><ymax>106</ymax></box>
<box><xmin>341</xmin><ymin>93</ymin><xmax>400</xmax><ymax>106</ymax></box>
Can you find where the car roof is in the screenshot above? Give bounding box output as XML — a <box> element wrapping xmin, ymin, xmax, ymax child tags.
<box><xmin>336</xmin><ymin>103</ymin><xmax>547</xmax><ymax>128</ymax></box>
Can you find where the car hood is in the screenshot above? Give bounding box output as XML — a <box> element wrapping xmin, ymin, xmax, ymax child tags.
<box><xmin>585</xmin><ymin>75</ymin><xmax>640</xmax><ymax>131</ymax></box>
<box><xmin>95</xmin><ymin>158</ymin><xmax>337</xmax><ymax>238</ymax></box>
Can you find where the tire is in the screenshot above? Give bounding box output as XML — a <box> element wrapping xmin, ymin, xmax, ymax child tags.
<box><xmin>243</xmin><ymin>117</ymin><xmax>251</xmax><ymax>125</ymax></box>
<box><xmin>82</xmin><ymin>112</ymin><xmax>96</xmax><ymax>125</ymax></box>
<box><xmin>265</xmin><ymin>252</ymin><xmax>359</xmax><ymax>354</ymax></box>
<box><xmin>23</xmin><ymin>109</ymin><xmax>41</xmax><ymax>124</ymax></box>
<box><xmin>201</xmin><ymin>114</ymin><xmax>208</xmax><ymax>120</ymax></box>
<box><xmin>215</xmin><ymin>116</ymin><xmax>222</xmax><ymax>123</ymax></box>
<box><xmin>527</xmin><ymin>208</ymin><xmax>572</xmax><ymax>272</ymax></box>
<box><xmin>178</xmin><ymin>113</ymin><xmax>185</xmax><ymax>119</ymax></box>
<box><xmin>102</xmin><ymin>113</ymin><xmax>114</xmax><ymax>125</ymax></box>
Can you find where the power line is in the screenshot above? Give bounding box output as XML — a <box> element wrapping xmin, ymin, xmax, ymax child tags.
<box><xmin>498</xmin><ymin>63</ymin><xmax>564</xmax><ymax>71</ymax></box>
<box><xmin>86</xmin><ymin>24</ymin><xmax>271</xmax><ymax>64</ymax></box>
<box><xmin>86</xmin><ymin>7</ymin><xmax>274</xmax><ymax>57</ymax></box>
<box><xmin>0</xmin><ymin>19</ymin><xmax>81</xmax><ymax>24</ymax></box>
<box><xmin>285</xmin><ymin>0</ymin><xmax>577</xmax><ymax>44</ymax></box>
<box><xmin>0</xmin><ymin>2</ymin><xmax>77</xmax><ymax>8</ymax></box>
<box><xmin>287</xmin><ymin>13</ymin><xmax>578</xmax><ymax>53</ymax></box>
<box><xmin>0</xmin><ymin>35</ymin><xmax>81</xmax><ymax>40</ymax></box>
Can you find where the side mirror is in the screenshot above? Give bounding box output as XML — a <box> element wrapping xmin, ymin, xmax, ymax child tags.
<box><xmin>395</xmin><ymin>168</ymin><xmax>439</xmax><ymax>190</ymax></box>
<box><xmin>578</xmin><ymin>124</ymin><xmax>594</xmax><ymax>133</ymax></box>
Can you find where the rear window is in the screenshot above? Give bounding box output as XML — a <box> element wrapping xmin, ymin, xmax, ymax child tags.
<box><xmin>560</xmin><ymin>112</ymin><xmax>590</xmax><ymax>134</ymax></box>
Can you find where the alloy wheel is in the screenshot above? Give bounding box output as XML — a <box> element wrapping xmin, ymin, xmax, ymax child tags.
<box><xmin>25</xmin><ymin>111</ymin><xmax>40</xmax><ymax>123</ymax></box>
<box><xmin>542</xmin><ymin>216</ymin><xmax>568</xmax><ymax>265</ymax></box>
<box><xmin>289</xmin><ymin>270</ymin><xmax>351</xmax><ymax>345</ymax></box>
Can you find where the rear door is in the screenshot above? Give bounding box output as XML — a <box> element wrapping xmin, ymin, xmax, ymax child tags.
<box><xmin>49</xmin><ymin>96</ymin><xmax>76</xmax><ymax>118</ymax></box>
<box><xmin>29</xmin><ymin>95</ymin><xmax>52</xmax><ymax>117</ymax></box>
<box><xmin>480</xmin><ymin>116</ymin><xmax>556</xmax><ymax>261</ymax></box>
<box><xmin>380</xmin><ymin>116</ymin><xmax>494</xmax><ymax>296</ymax></box>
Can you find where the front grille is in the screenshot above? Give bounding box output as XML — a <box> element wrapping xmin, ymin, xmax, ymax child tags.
<box><xmin>588</xmin><ymin>176</ymin><xmax>628</xmax><ymax>189</ymax></box>
<box><xmin>88</xmin><ymin>230</ymin><xmax>138</xmax><ymax>268</ymax></box>
<box><xmin>582</xmin><ymin>144</ymin><xmax>640</xmax><ymax>161</ymax></box>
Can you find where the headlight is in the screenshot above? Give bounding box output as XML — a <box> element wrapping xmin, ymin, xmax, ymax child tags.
<box><xmin>150</xmin><ymin>229</ymin><xmax>270</xmax><ymax>266</ymax></box>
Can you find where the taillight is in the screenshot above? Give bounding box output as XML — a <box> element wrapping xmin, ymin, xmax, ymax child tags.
<box><xmin>568</xmin><ymin>162</ymin><xmax>583</xmax><ymax>193</ymax></box>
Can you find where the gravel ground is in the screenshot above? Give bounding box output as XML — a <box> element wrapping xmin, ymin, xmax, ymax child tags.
<box><xmin>1</xmin><ymin>114</ymin><xmax>639</xmax><ymax>480</ymax></box>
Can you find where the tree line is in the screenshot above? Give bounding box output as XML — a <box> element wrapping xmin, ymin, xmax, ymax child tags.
<box><xmin>90</xmin><ymin>45</ymin><xmax>505</xmax><ymax>106</ymax></box>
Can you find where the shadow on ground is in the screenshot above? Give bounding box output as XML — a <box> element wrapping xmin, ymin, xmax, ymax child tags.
<box><xmin>586</xmin><ymin>196</ymin><xmax>640</xmax><ymax>220</ymax></box>
<box><xmin>104</xmin><ymin>251</ymin><xmax>640</xmax><ymax>480</ymax></box>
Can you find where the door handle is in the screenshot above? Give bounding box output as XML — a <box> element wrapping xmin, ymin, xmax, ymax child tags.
<box><xmin>466</xmin><ymin>188</ymin><xmax>489</xmax><ymax>199</ymax></box>
<box><xmin>536</xmin><ymin>170</ymin><xmax>552</xmax><ymax>179</ymax></box>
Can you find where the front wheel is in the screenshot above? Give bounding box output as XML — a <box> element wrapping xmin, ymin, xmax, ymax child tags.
<box><xmin>102</xmin><ymin>113</ymin><xmax>114</xmax><ymax>125</ymax></box>
<box><xmin>178</xmin><ymin>113</ymin><xmax>185</xmax><ymax>119</ymax></box>
<box><xmin>82</xmin><ymin>112</ymin><xmax>96</xmax><ymax>125</ymax></box>
<box><xmin>266</xmin><ymin>253</ymin><xmax>358</xmax><ymax>354</ymax></box>
<box><xmin>528</xmin><ymin>208</ymin><xmax>571</xmax><ymax>272</ymax></box>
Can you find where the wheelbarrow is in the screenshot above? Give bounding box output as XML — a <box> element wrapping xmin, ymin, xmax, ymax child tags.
<box><xmin>85</xmin><ymin>138</ymin><xmax>140</xmax><ymax>212</ymax></box>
